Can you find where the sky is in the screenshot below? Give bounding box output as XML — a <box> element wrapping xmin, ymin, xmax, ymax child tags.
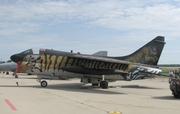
<box><xmin>0</xmin><ymin>0</ymin><xmax>180</xmax><ymax>64</ymax></box>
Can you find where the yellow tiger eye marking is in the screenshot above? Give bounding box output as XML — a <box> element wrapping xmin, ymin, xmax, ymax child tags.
<box><xmin>20</xmin><ymin>61</ymin><xmax>31</xmax><ymax>73</ymax></box>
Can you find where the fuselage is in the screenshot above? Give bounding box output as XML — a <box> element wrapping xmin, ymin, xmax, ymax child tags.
<box><xmin>15</xmin><ymin>49</ymin><xmax>161</xmax><ymax>81</ymax></box>
<box><xmin>9</xmin><ymin>36</ymin><xmax>165</xmax><ymax>88</ymax></box>
<box><xmin>0</xmin><ymin>62</ymin><xmax>17</xmax><ymax>72</ymax></box>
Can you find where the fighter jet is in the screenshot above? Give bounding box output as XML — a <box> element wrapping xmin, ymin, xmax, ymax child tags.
<box><xmin>0</xmin><ymin>61</ymin><xmax>17</xmax><ymax>75</ymax></box>
<box><xmin>10</xmin><ymin>36</ymin><xmax>165</xmax><ymax>88</ymax></box>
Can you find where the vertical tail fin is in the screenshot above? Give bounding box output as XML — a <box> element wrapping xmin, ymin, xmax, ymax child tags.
<box><xmin>112</xmin><ymin>36</ymin><xmax>166</xmax><ymax>65</ymax></box>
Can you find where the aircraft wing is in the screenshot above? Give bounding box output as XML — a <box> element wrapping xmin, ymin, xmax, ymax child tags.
<box><xmin>61</xmin><ymin>54</ymin><xmax>161</xmax><ymax>77</ymax></box>
<box><xmin>61</xmin><ymin>54</ymin><xmax>130</xmax><ymax>74</ymax></box>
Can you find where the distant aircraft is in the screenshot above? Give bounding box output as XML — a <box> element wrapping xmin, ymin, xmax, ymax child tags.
<box><xmin>0</xmin><ymin>61</ymin><xmax>17</xmax><ymax>75</ymax></box>
<box><xmin>10</xmin><ymin>36</ymin><xmax>165</xmax><ymax>88</ymax></box>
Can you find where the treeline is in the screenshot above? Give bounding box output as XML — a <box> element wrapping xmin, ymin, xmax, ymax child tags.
<box><xmin>158</xmin><ymin>64</ymin><xmax>180</xmax><ymax>67</ymax></box>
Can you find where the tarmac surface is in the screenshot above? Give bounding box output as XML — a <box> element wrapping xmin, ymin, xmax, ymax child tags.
<box><xmin>0</xmin><ymin>72</ymin><xmax>179</xmax><ymax>114</ymax></box>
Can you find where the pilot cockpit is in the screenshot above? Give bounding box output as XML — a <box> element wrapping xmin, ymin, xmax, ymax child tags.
<box><xmin>18</xmin><ymin>48</ymin><xmax>46</xmax><ymax>54</ymax></box>
<box><xmin>10</xmin><ymin>48</ymin><xmax>46</xmax><ymax>63</ymax></box>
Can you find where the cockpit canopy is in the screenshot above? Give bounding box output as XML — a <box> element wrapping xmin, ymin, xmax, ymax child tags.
<box><xmin>20</xmin><ymin>48</ymin><xmax>45</xmax><ymax>55</ymax></box>
<box><xmin>10</xmin><ymin>48</ymin><xmax>46</xmax><ymax>63</ymax></box>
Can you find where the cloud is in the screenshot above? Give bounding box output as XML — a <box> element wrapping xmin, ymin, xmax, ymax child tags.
<box><xmin>1</xmin><ymin>0</ymin><xmax>180</xmax><ymax>32</ymax></box>
<box><xmin>0</xmin><ymin>1</ymin><xmax>179</xmax><ymax>36</ymax></box>
<box><xmin>0</xmin><ymin>0</ymin><xmax>180</xmax><ymax>63</ymax></box>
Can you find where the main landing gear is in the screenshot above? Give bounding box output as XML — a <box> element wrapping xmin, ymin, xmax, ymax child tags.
<box><xmin>99</xmin><ymin>75</ymin><xmax>108</xmax><ymax>89</ymax></box>
<box><xmin>90</xmin><ymin>81</ymin><xmax>109</xmax><ymax>89</ymax></box>
<box><xmin>86</xmin><ymin>75</ymin><xmax>109</xmax><ymax>89</ymax></box>
<box><xmin>100</xmin><ymin>81</ymin><xmax>108</xmax><ymax>89</ymax></box>
<box><xmin>92</xmin><ymin>81</ymin><xmax>108</xmax><ymax>89</ymax></box>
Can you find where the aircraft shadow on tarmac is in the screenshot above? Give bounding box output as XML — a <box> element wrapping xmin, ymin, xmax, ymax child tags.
<box><xmin>152</xmin><ymin>96</ymin><xmax>180</xmax><ymax>100</ymax></box>
<box><xmin>1</xmin><ymin>83</ymin><xmax>178</xmax><ymax>100</ymax></box>
<box><xmin>118</xmin><ymin>85</ymin><xmax>162</xmax><ymax>89</ymax></box>
<box><xmin>40</xmin><ymin>83</ymin><xmax>126</xmax><ymax>95</ymax></box>
<box><xmin>0</xmin><ymin>83</ymin><xmax>126</xmax><ymax>95</ymax></box>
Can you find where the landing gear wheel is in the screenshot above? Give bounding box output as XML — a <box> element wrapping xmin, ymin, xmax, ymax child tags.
<box><xmin>173</xmin><ymin>90</ymin><xmax>180</xmax><ymax>98</ymax></box>
<box><xmin>6</xmin><ymin>72</ymin><xmax>9</xmax><ymax>75</ymax></box>
<box><xmin>41</xmin><ymin>81</ymin><xmax>47</xmax><ymax>87</ymax></box>
<box><xmin>100</xmin><ymin>81</ymin><xmax>108</xmax><ymax>89</ymax></box>
<box><xmin>177</xmin><ymin>92</ymin><xmax>180</xmax><ymax>98</ymax></box>
<box><xmin>15</xmin><ymin>75</ymin><xmax>18</xmax><ymax>78</ymax></box>
<box><xmin>173</xmin><ymin>92</ymin><xmax>178</xmax><ymax>98</ymax></box>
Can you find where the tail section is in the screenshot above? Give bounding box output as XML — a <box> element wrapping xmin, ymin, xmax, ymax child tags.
<box><xmin>112</xmin><ymin>36</ymin><xmax>166</xmax><ymax>65</ymax></box>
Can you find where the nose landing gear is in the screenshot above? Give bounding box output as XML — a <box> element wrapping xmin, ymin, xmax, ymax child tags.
<box><xmin>37</xmin><ymin>78</ymin><xmax>48</xmax><ymax>87</ymax></box>
<box><xmin>41</xmin><ymin>80</ymin><xmax>48</xmax><ymax>87</ymax></box>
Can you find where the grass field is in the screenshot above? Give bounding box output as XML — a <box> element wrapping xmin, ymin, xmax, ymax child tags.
<box><xmin>159</xmin><ymin>66</ymin><xmax>180</xmax><ymax>76</ymax></box>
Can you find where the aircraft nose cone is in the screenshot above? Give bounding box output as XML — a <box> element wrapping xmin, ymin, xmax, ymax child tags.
<box><xmin>10</xmin><ymin>54</ymin><xmax>20</xmax><ymax>63</ymax></box>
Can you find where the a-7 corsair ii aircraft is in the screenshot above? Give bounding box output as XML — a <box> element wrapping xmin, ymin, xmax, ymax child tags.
<box><xmin>10</xmin><ymin>36</ymin><xmax>165</xmax><ymax>88</ymax></box>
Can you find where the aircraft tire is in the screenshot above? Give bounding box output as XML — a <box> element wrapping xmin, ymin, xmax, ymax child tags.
<box><xmin>177</xmin><ymin>92</ymin><xmax>180</xmax><ymax>98</ymax></box>
<box><xmin>173</xmin><ymin>92</ymin><xmax>178</xmax><ymax>98</ymax></box>
<box><xmin>41</xmin><ymin>81</ymin><xmax>47</xmax><ymax>87</ymax></box>
<box><xmin>6</xmin><ymin>72</ymin><xmax>9</xmax><ymax>75</ymax></box>
<box><xmin>173</xmin><ymin>90</ymin><xmax>180</xmax><ymax>98</ymax></box>
<box><xmin>100</xmin><ymin>81</ymin><xmax>108</xmax><ymax>89</ymax></box>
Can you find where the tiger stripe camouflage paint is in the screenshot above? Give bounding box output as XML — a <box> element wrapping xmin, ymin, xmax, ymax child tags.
<box><xmin>11</xmin><ymin>36</ymin><xmax>164</xmax><ymax>81</ymax></box>
<box><xmin>18</xmin><ymin>50</ymin><xmax>162</xmax><ymax>81</ymax></box>
<box><xmin>19</xmin><ymin>52</ymin><xmax>133</xmax><ymax>74</ymax></box>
